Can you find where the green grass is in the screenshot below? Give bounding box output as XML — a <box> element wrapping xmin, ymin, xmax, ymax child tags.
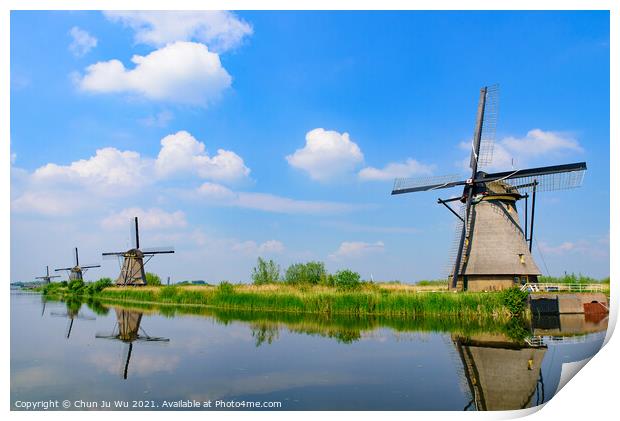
<box><xmin>90</xmin><ymin>283</ymin><xmax>513</xmax><ymax>322</ymax></box>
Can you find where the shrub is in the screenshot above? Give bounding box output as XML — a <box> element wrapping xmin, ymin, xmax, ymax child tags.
<box><xmin>145</xmin><ymin>272</ymin><xmax>162</xmax><ymax>286</ymax></box>
<box><xmin>285</xmin><ymin>261</ymin><xmax>326</xmax><ymax>285</ymax></box>
<box><xmin>218</xmin><ymin>281</ymin><xmax>235</xmax><ymax>295</ymax></box>
<box><xmin>334</xmin><ymin>270</ymin><xmax>361</xmax><ymax>291</ymax></box>
<box><xmin>251</xmin><ymin>257</ymin><xmax>280</xmax><ymax>285</ymax></box>
<box><xmin>68</xmin><ymin>279</ymin><xmax>85</xmax><ymax>293</ymax></box>
<box><xmin>500</xmin><ymin>286</ymin><xmax>529</xmax><ymax>316</ymax></box>
<box><xmin>86</xmin><ymin>277</ymin><xmax>113</xmax><ymax>294</ymax></box>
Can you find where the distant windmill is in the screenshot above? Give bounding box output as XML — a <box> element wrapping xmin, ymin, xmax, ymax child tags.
<box><xmin>103</xmin><ymin>217</ymin><xmax>175</xmax><ymax>286</ymax></box>
<box><xmin>35</xmin><ymin>265</ymin><xmax>60</xmax><ymax>284</ymax></box>
<box><xmin>391</xmin><ymin>85</ymin><xmax>586</xmax><ymax>291</ymax></box>
<box><xmin>55</xmin><ymin>247</ymin><xmax>101</xmax><ymax>281</ymax></box>
<box><xmin>96</xmin><ymin>308</ymin><xmax>169</xmax><ymax>379</ymax></box>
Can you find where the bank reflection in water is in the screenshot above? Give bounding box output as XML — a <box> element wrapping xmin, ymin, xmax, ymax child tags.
<box><xmin>95</xmin><ymin>308</ymin><xmax>170</xmax><ymax>380</ymax></box>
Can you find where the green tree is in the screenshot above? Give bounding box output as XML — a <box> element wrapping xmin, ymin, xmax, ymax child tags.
<box><xmin>285</xmin><ymin>261</ymin><xmax>326</xmax><ymax>285</ymax></box>
<box><xmin>334</xmin><ymin>269</ymin><xmax>361</xmax><ymax>290</ymax></box>
<box><xmin>145</xmin><ymin>272</ymin><xmax>162</xmax><ymax>286</ymax></box>
<box><xmin>252</xmin><ymin>257</ymin><xmax>280</xmax><ymax>285</ymax></box>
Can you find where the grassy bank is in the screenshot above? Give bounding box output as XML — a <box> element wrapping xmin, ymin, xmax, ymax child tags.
<box><xmin>76</xmin><ymin>283</ymin><xmax>517</xmax><ymax>321</ymax></box>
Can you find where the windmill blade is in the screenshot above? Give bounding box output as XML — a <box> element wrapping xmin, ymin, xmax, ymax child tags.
<box><xmin>73</xmin><ymin>247</ymin><xmax>79</xmax><ymax>267</ymax></box>
<box><xmin>477</xmin><ymin>162</ymin><xmax>587</xmax><ymax>193</ymax></box>
<box><xmin>55</xmin><ymin>267</ymin><xmax>73</xmax><ymax>272</ymax></box>
<box><xmin>81</xmin><ymin>264</ymin><xmax>101</xmax><ymax>269</ymax></box>
<box><xmin>130</xmin><ymin>217</ymin><xmax>139</xmax><ymax>249</ymax></box>
<box><xmin>476</xmin><ymin>84</ymin><xmax>499</xmax><ymax>168</ymax></box>
<box><xmin>141</xmin><ymin>246</ymin><xmax>175</xmax><ymax>254</ymax></box>
<box><xmin>392</xmin><ymin>174</ymin><xmax>466</xmax><ymax>195</ymax></box>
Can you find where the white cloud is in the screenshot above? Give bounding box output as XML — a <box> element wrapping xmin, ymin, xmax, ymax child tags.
<box><xmin>196</xmin><ymin>182</ymin><xmax>364</xmax><ymax>215</ymax></box>
<box><xmin>104</xmin><ymin>11</ymin><xmax>252</xmax><ymax>52</ymax></box>
<box><xmin>32</xmin><ymin>147</ymin><xmax>151</xmax><ymax>193</ymax></box>
<box><xmin>12</xmin><ymin>131</ymin><xmax>250</xmax><ymax>216</ymax></box>
<box><xmin>11</xmin><ymin>152</ymin><xmax>17</xmax><ymax>164</ymax></box>
<box><xmin>462</xmin><ymin>129</ymin><xmax>584</xmax><ymax>171</ymax></box>
<box><xmin>101</xmin><ymin>208</ymin><xmax>187</xmax><ymax>230</ymax></box>
<box><xmin>77</xmin><ymin>41</ymin><xmax>231</xmax><ymax>106</ymax></box>
<box><xmin>11</xmin><ymin>190</ymin><xmax>89</xmax><ymax>216</ymax></box>
<box><xmin>69</xmin><ymin>26</ymin><xmax>97</xmax><ymax>57</ymax></box>
<box><xmin>139</xmin><ymin>110</ymin><xmax>173</xmax><ymax>127</ymax></box>
<box><xmin>155</xmin><ymin>131</ymin><xmax>249</xmax><ymax>182</ymax></box>
<box><xmin>359</xmin><ymin>158</ymin><xmax>434</xmax><ymax>181</ymax></box>
<box><xmin>286</xmin><ymin>128</ymin><xmax>364</xmax><ymax>181</ymax></box>
<box><xmin>329</xmin><ymin>241</ymin><xmax>385</xmax><ymax>260</ymax></box>
<box><xmin>232</xmin><ymin>240</ymin><xmax>285</xmax><ymax>254</ymax></box>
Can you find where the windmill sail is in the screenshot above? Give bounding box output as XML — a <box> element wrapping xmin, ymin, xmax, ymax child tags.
<box><xmin>475</xmin><ymin>84</ymin><xmax>499</xmax><ymax>169</ymax></box>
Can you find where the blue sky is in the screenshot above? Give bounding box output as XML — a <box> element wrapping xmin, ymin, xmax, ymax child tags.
<box><xmin>10</xmin><ymin>11</ymin><xmax>610</xmax><ymax>283</ymax></box>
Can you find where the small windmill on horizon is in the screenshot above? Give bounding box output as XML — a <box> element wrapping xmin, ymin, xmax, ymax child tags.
<box><xmin>391</xmin><ymin>85</ymin><xmax>586</xmax><ymax>291</ymax></box>
<box><xmin>55</xmin><ymin>247</ymin><xmax>101</xmax><ymax>281</ymax></box>
<box><xmin>103</xmin><ymin>217</ymin><xmax>175</xmax><ymax>286</ymax></box>
<box><xmin>35</xmin><ymin>265</ymin><xmax>60</xmax><ymax>284</ymax></box>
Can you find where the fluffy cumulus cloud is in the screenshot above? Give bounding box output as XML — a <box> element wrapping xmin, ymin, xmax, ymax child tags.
<box><xmin>104</xmin><ymin>11</ymin><xmax>252</xmax><ymax>52</ymax></box>
<box><xmin>101</xmin><ymin>207</ymin><xmax>187</xmax><ymax>230</ymax></box>
<box><xmin>329</xmin><ymin>241</ymin><xmax>385</xmax><ymax>260</ymax></box>
<box><xmin>69</xmin><ymin>26</ymin><xmax>97</xmax><ymax>57</ymax></box>
<box><xmin>286</xmin><ymin>128</ymin><xmax>364</xmax><ymax>181</ymax></box>
<box><xmin>32</xmin><ymin>147</ymin><xmax>151</xmax><ymax>193</ymax></box>
<box><xmin>462</xmin><ymin>128</ymin><xmax>584</xmax><ymax>170</ymax></box>
<box><xmin>155</xmin><ymin>131</ymin><xmax>249</xmax><ymax>182</ymax></box>
<box><xmin>76</xmin><ymin>41</ymin><xmax>232</xmax><ymax>106</ymax></box>
<box><xmin>196</xmin><ymin>182</ymin><xmax>363</xmax><ymax>215</ymax></box>
<box><xmin>11</xmin><ymin>131</ymin><xmax>250</xmax><ymax>215</ymax></box>
<box><xmin>358</xmin><ymin>158</ymin><xmax>434</xmax><ymax>181</ymax></box>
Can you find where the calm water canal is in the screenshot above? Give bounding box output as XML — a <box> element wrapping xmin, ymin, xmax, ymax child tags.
<box><xmin>11</xmin><ymin>292</ymin><xmax>608</xmax><ymax>411</ymax></box>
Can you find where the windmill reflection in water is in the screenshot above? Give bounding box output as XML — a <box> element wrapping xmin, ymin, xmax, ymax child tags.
<box><xmin>49</xmin><ymin>299</ymin><xmax>95</xmax><ymax>339</ymax></box>
<box><xmin>96</xmin><ymin>308</ymin><xmax>169</xmax><ymax>379</ymax></box>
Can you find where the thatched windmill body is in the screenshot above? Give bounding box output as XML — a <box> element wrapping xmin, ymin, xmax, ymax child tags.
<box><xmin>35</xmin><ymin>265</ymin><xmax>60</xmax><ymax>284</ymax></box>
<box><xmin>55</xmin><ymin>247</ymin><xmax>100</xmax><ymax>281</ymax></box>
<box><xmin>96</xmin><ymin>308</ymin><xmax>169</xmax><ymax>379</ymax></box>
<box><xmin>391</xmin><ymin>85</ymin><xmax>586</xmax><ymax>291</ymax></box>
<box><xmin>103</xmin><ymin>217</ymin><xmax>174</xmax><ymax>286</ymax></box>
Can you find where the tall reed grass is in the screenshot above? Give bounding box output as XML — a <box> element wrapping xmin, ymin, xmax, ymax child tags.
<box><xmin>95</xmin><ymin>284</ymin><xmax>511</xmax><ymax>321</ymax></box>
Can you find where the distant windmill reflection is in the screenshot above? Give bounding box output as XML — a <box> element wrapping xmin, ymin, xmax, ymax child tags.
<box><xmin>96</xmin><ymin>308</ymin><xmax>169</xmax><ymax>380</ymax></box>
<box><xmin>50</xmin><ymin>299</ymin><xmax>95</xmax><ymax>339</ymax></box>
<box><xmin>453</xmin><ymin>334</ymin><xmax>547</xmax><ymax>411</ymax></box>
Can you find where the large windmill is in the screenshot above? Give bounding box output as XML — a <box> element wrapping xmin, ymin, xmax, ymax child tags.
<box><xmin>96</xmin><ymin>308</ymin><xmax>169</xmax><ymax>379</ymax></box>
<box><xmin>55</xmin><ymin>247</ymin><xmax>101</xmax><ymax>281</ymax></box>
<box><xmin>35</xmin><ymin>265</ymin><xmax>60</xmax><ymax>284</ymax></box>
<box><xmin>391</xmin><ymin>85</ymin><xmax>586</xmax><ymax>291</ymax></box>
<box><xmin>102</xmin><ymin>217</ymin><xmax>174</xmax><ymax>286</ymax></box>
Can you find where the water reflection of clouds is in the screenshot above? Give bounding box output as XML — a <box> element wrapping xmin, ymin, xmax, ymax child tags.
<box><xmin>87</xmin><ymin>349</ymin><xmax>181</xmax><ymax>377</ymax></box>
<box><xmin>188</xmin><ymin>370</ymin><xmax>374</xmax><ymax>402</ymax></box>
<box><xmin>11</xmin><ymin>366</ymin><xmax>63</xmax><ymax>389</ymax></box>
